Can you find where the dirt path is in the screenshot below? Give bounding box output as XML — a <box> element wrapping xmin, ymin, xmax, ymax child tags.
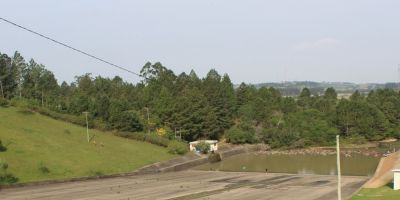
<box><xmin>0</xmin><ymin>170</ymin><xmax>367</xmax><ymax>200</ymax></box>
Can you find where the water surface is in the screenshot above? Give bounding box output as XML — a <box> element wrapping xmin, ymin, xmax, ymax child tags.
<box><xmin>193</xmin><ymin>153</ymin><xmax>379</xmax><ymax>176</ymax></box>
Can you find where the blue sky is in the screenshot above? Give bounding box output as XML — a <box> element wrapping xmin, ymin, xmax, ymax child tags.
<box><xmin>1</xmin><ymin>0</ymin><xmax>400</xmax><ymax>84</ymax></box>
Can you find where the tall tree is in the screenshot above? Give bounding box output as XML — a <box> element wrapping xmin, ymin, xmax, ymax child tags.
<box><xmin>0</xmin><ymin>53</ymin><xmax>17</xmax><ymax>99</ymax></box>
<box><xmin>172</xmin><ymin>87</ymin><xmax>211</xmax><ymax>141</ymax></box>
<box><xmin>11</xmin><ymin>51</ymin><xmax>26</xmax><ymax>97</ymax></box>
<box><xmin>297</xmin><ymin>88</ymin><xmax>311</xmax><ymax>108</ymax></box>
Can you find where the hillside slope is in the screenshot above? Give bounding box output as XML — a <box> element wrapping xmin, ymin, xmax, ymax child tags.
<box><xmin>0</xmin><ymin>107</ymin><xmax>175</xmax><ymax>183</ymax></box>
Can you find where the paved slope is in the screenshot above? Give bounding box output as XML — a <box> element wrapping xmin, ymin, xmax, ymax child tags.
<box><xmin>0</xmin><ymin>171</ymin><xmax>368</xmax><ymax>200</ymax></box>
<box><xmin>364</xmin><ymin>151</ymin><xmax>400</xmax><ymax>188</ymax></box>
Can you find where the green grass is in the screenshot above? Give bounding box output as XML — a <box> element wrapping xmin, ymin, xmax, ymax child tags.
<box><xmin>0</xmin><ymin>106</ymin><xmax>175</xmax><ymax>183</ymax></box>
<box><xmin>351</xmin><ymin>185</ymin><xmax>400</xmax><ymax>200</ymax></box>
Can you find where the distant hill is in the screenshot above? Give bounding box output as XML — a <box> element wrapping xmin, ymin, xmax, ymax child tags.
<box><xmin>0</xmin><ymin>106</ymin><xmax>175</xmax><ymax>183</ymax></box>
<box><xmin>246</xmin><ymin>81</ymin><xmax>400</xmax><ymax>96</ymax></box>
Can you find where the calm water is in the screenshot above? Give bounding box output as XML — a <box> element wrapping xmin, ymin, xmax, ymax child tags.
<box><xmin>193</xmin><ymin>153</ymin><xmax>380</xmax><ymax>176</ymax></box>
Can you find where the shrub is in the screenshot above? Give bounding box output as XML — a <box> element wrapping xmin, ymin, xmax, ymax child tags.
<box><xmin>0</xmin><ymin>173</ymin><xmax>19</xmax><ymax>184</ymax></box>
<box><xmin>38</xmin><ymin>162</ymin><xmax>50</xmax><ymax>174</ymax></box>
<box><xmin>208</xmin><ymin>152</ymin><xmax>222</xmax><ymax>163</ymax></box>
<box><xmin>64</xmin><ymin>129</ymin><xmax>71</xmax><ymax>135</ymax></box>
<box><xmin>290</xmin><ymin>138</ymin><xmax>307</xmax><ymax>149</ymax></box>
<box><xmin>167</xmin><ymin>140</ymin><xmax>188</xmax><ymax>155</ymax></box>
<box><xmin>225</xmin><ymin>127</ymin><xmax>256</xmax><ymax>144</ymax></box>
<box><xmin>0</xmin><ymin>160</ymin><xmax>8</xmax><ymax>172</ymax></box>
<box><xmin>130</xmin><ymin>132</ymin><xmax>146</xmax><ymax>141</ymax></box>
<box><xmin>196</xmin><ymin>141</ymin><xmax>210</xmax><ymax>154</ymax></box>
<box><xmin>108</xmin><ymin>111</ymin><xmax>144</xmax><ymax>132</ymax></box>
<box><xmin>114</xmin><ymin>132</ymin><xmax>145</xmax><ymax>141</ymax></box>
<box><xmin>0</xmin><ymin>140</ymin><xmax>7</xmax><ymax>152</ymax></box>
<box><xmin>0</xmin><ymin>98</ymin><xmax>9</xmax><ymax>107</ymax></box>
<box><xmin>145</xmin><ymin>133</ymin><xmax>170</xmax><ymax>147</ymax></box>
<box><xmin>114</xmin><ymin>132</ymin><xmax>171</xmax><ymax>147</ymax></box>
<box><xmin>88</xmin><ymin>170</ymin><xmax>104</xmax><ymax>177</ymax></box>
<box><xmin>9</xmin><ymin>98</ymin><xmax>37</xmax><ymax>108</ymax></box>
<box><xmin>27</xmin><ymin>106</ymin><xmax>87</xmax><ymax>127</ymax></box>
<box><xmin>17</xmin><ymin>107</ymin><xmax>35</xmax><ymax>115</ymax></box>
<box><xmin>342</xmin><ymin>135</ymin><xmax>368</xmax><ymax>145</ymax></box>
<box><xmin>0</xmin><ymin>160</ymin><xmax>18</xmax><ymax>185</ymax></box>
<box><xmin>11</xmin><ymin>103</ymin><xmax>100</xmax><ymax>130</ymax></box>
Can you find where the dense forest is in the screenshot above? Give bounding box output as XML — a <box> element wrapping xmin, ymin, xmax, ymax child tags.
<box><xmin>1</xmin><ymin>51</ymin><xmax>400</xmax><ymax>148</ymax></box>
<box><xmin>255</xmin><ymin>81</ymin><xmax>399</xmax><ymax>97</ymax></box>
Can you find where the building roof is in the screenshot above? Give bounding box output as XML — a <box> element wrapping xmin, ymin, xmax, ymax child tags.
<box><xmin>189</xmin><ymin>140</ymin><xmax>218</xmax><ymax>144</ymax></box>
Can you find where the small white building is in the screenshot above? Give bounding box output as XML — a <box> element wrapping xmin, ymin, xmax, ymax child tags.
<box><xmin>393</xmin><ymin>169</ymin><xmax>400</xmax><ymax>190</ymax></box>
<box><xmin>189</xmin><ymin>140</ymin><xmax>218</xmax><ymax>152</ymax></box>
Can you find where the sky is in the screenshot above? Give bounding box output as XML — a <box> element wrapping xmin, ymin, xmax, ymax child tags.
<box><xmin>1</xmin><ymin>0</ymin><xmax>400</xmax><ymax>84</ymax></box>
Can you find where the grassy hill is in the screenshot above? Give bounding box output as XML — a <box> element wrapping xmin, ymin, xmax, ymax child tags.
<box><xmin>351</xmin><ymin>185</ymin><xmax>400</xmax><ymax>200</ymax></box>
<box><xmin>0</xmin><ymin>106</ymin><xmax>175</xmax><ymax>183</ymax></box>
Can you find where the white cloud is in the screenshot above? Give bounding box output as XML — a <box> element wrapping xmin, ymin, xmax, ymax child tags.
<box><xmin>292</xmin><ymin>38</ymin><xmax>340</xmax><ymax>51</ymax></box>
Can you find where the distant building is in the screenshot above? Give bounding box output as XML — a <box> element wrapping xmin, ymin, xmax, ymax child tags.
<box><xmin>189</xmin><ymin>140</ymin><xmax>218</xmax><ymax>152</ymax></box>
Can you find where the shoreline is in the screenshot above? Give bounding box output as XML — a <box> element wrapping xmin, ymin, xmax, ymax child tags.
<box><xmin>253</xmin><ymin>146</ymin><xmax>392</xmax><ymax>157</ymax></box>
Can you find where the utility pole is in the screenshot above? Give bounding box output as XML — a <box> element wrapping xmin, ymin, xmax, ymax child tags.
<box><xmin>41</xmin><ymin>90</ymin><xmax>44</xmax><ymax>107</ymax></box>
<box><xmin>397</xmin><ymin>65</ymin><xmax>400</xmax><ymax>91</ymax></box>
<box><xmin>336</xmin><ymin>135</ymin><xmax>342</xmax><ymax>200</ymax></box>
<box><xmin>83</xmin><ymin>112</ymin><xmax>90</xmax><ymax>143</ymax></box>
<box><xmin>174</xmin><ymin>128</ymin><xmax>177</xmax><ymax>139</ymax></box>
<box><xmin>0</xmin><ymin>79</ymin><xmax>4</xmax><ymax>98</ymax></box>
<box><xmin>144</xmin><ymin>107</ymin><xmax>150</xmax><ymax>134</ymax></box>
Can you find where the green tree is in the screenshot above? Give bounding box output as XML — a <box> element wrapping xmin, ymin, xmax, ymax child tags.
<box><xmin>297</xmin><ymin>88</ymin><xmax>311</xmax><ymax>108</ymax></box>
<box><xmin>324</xmin><ymin>87</ymin><xmax>337</xmax><ymax>100</ymax></box>
<box><xmin>109</xmin><ymin>110</ymin><xmax>143</xmax><ymax>132</ymax></box>
<box><xmin>172</xmin><ymin>87</ymin><xmax>210</xmax><ymax>141</ymax></box>
<box><xmin>0</xmin><ymin>53</ymin><xmax>17</xmax><ymax>99</ymax></box>
<box><xmin>11</xmin><ymin>51</ymin><xmax>26</xmax><ymax>97</ymax></box>
<box><xmin>336</xmin><ymin>98</ymin><xmax>389</xmax><ymax>140</ymax></box>
<box><xmin>202</xmin><ymin>70</ymin><xmax>235</xmax><ymax>138</ymax></box>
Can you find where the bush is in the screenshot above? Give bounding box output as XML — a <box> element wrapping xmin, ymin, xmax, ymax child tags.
<box><xmin>38</xmin><ymin>162</ymin><xmax>50</xmax><ymax>174</ymax></box>
<box><xmin>0</xmin><ymin>140</ymin><xmax>7</xmax><ymax>152</ymax></box>
<box><xmin>0</xmin><ymin>160</ymin><xmax>8</xmax><ymax>171</ymax></box>
<box><xmin>0</xmin><ymin>160</ymin><xmax>18</xmax><ymax>185</ymax></box>
<box><xmin>0</xmin><ymin>98</ymin><xmax>9</xmax><ymax>107</ymax></box>
<box><xmin>208</xmin><ymin>152</ymin><xmax>222</xmax><ymax>163</ymax></box>
<box><xmin>225</xmin><ymin>127</ymin><xmax>256</xmax><ymax>144</ymax></box>
<box><xmin>17</xmin><ymin>107</ymin><xmax>35</xmax><ymax>115</ymax></box>
<box><xmin>145</xmin><ymin>134</ymin><xmax>170</xmax><ymax>147</ymax></box>
<box><xmin>9</xmin><ymin>98</ymin><xmax>37</xmax><ymax>108</ymax></box>
<box><xmin>28</xmin><ymin>106</ymin><xmax>87</xmax><ymax>127</ymax></box>
<box><xmin>121</xmin><ymin>132</ymin><xmax>146</xmax><ymax>141</ymax></box>
<box><xmin>167</xmin><ymin>140</ymin><xmax>188</xmax><ymax>155</ymax></box>
<box><xmin>108</xmin><ymin>111</ymin><xmax>144</xmax><ymax>132</ymax></box>
<box><xmin>0</xmin><ymin>173</ymin><xmax>19</xmax><ymax>184</ymax></box>
<box><xmin>114</xmin><ymin>132</ymin><xmax>170</xmax><ymax>147</ymax></box>
<box><xmin>290</xmin><ymin>138</ymin><xmax>307</xmax><ymax>149</ymax></box>
<box><xmin>342</xmin><ymin>135</ymin><xmax>368</xmax><ymax>145</ymax></box>
<box><xmin>262</xmin><ymin>129</ymin><xmax>300</xmax><ymax>149</ymax></box>
<box><xmin>196</xmin><ymin>141</ymin><xmax>210</xmax><ymax>154</ymax></box>
<box><xmin>88</xmin><ymin>170</ymin><xmax>104</xmax><ymax>177</ymax></box>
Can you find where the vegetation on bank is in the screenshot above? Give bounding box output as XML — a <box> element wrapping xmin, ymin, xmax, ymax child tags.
<box><xmin>351</xmin><ymin>185</ymin><xmax>400</xmax><ymax>200</ymax></box>
<box><xmin>1</xmin><ymin>51</ymin><xmax>400</xmax><ymax>150</ymax></box>
<box><xmin>2</xmin><ymin>97</ymin><xmax>188</xmax><ymax>150</ymax></box>
<box><xmin>0</xmin><ymin>107</ymin><xmax>176</xmax><ymax>183</ymax></box>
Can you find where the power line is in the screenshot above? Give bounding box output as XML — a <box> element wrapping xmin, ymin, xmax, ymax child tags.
<box><xmin>0</xmin><ymin>17</ymin><xmax>143</xmax><ymax>78</ymax></box>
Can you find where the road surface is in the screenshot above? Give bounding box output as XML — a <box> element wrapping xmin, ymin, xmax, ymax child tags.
<box><xmin>0</xmin><ymin>170</ymin><xmax>368</xmax><ymax>200</ymax></box>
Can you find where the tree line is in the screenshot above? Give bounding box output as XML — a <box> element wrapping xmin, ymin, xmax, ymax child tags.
<box><xmin>1</xmin><ymin>51</ymin><xmax>400</xmax><ymax>148</ymax></box>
